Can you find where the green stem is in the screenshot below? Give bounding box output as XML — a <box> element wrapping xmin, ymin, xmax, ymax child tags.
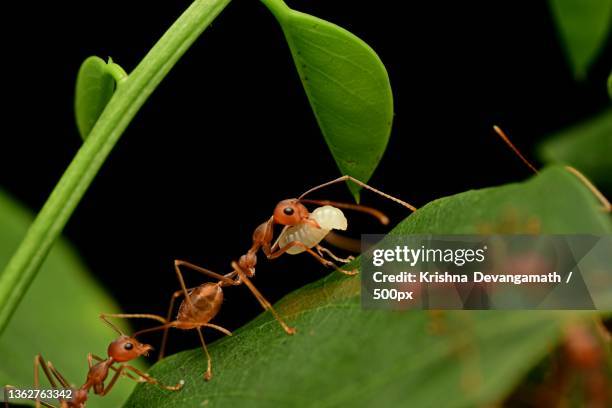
<box><xmin>0</xmin><ymin>0</ymin><xmax>232</xmax><ymax>335</ymax></box>
<box><xmin>259</xmin><ymin>0</ymin><xmax>291</xmax><ymax>22</ymax></box>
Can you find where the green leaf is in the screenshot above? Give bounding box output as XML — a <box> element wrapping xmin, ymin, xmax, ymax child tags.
<box><xmin>124</xmin><ymin>166</ymin><xmax>611</xmax><ymax>408</ymax></box>
<box><xmin>538</xmin><ymin>107</ymin><xmax>612</xmax><ymax>192</ymax></box>
<box><xmin>608</xmin><ymin>70</ymin><xmax>612</xmax><ymax>98</ymax></box>
<box><xmin>548</xmin><ymin>0</ymin><xmax>612</xmax><ymax>79</ymax></box>
<box><xmin>261</xmin><ymin>0</ymin><xmax>393</xmax><ymax>201</ymax></box>
<box><xmin>0</xmin><ymin>189</ymin><xmax>139</xmax><ymax>408</ymax></box>
<box><xmin>75</xmin><ymin>56</ymin><xmax>127</xmax><ymax>140</ymax></box>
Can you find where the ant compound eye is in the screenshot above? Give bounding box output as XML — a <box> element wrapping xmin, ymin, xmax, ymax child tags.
<box><xmin>124</xmin><ymin>342</ymin><xmax>134</xmax><ymax>350</ymax></box>
<box><xmin>283</xmin><ymin>207</ymin><xmax>294</xmax><ymax>216</ymax></box>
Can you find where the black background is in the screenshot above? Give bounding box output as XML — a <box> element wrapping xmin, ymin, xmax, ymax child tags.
<box><xmin>1</xmin><ymin>0</ymin><xmax>611</xmax><ymax>357</ymax></box>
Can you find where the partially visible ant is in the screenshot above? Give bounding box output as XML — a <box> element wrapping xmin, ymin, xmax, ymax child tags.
<box><xmin>493</xmin><ymin>125</ymin><xmax>611</xmax><ymax>212</ymax></box>
<box><xmin>506</xmin><ymin>321</ymin><xmax>611</xmax><ymax>407</ymax></box>
<box><xmin>4</xmin><ymin>316</ymin><xmax>183</xmax><ymax>408</ymax></box>
<box><xmin>493</xmin><ymin>126</ymin><xmax>611</xmax><ymax>405</ymax></box>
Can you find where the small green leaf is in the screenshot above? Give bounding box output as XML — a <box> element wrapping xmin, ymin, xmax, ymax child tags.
<box><xmin>75</xmin><ymin>56</ymin><xmax>127</xmax><ymax>140</ymax></box>
<box><xmin>0</xmin><ymin>189</ymin><xmax>139</xmax><ymax>408</ymax></box>
<box><xmin>538</xmin><ymin>107</ymin><xmax>612</xmax><ymax>192</ymax></box>
<box><xmin>261</xmin><ymin>0</ymin><xmax>393</xmax><ymax>201</ymax></box>
<box><xmin>548</xmin><ymin>0</ymin><xmax>612</xmax><ymax>79</ymax></box>
<box><xmin>124</xmin><ymin>167</ymin><xmax>611</xmax><ymax>408</ymax></box>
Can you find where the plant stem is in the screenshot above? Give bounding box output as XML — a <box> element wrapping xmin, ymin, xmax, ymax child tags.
<box><xmin>0</xmin><ymin>0</ymin><xmax>232</xmax><ymax>335</ymax></box>
<box><xmin>259</xmin><ymin>0</ymin><xmax>291</xmax><ymax>22</ymax></box>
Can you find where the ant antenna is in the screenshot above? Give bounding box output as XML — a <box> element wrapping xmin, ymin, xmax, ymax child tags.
<box><xmin>565</xmin><ymin>166</ymin><xmax>611</xmax><ymax>212</ymax></box>
<box><xmin>298</xmin><ymin>199</ymin><xmax>390</xmax><ymax>225</ymax></box>
<box><xmin>99</xmin><ymin>314</ymin><xmax>125</xmax><ymax>336</ymax></box>
<box><xmin>493</xmin><ymin>127</ymin><xmax>610</xmax><ymax>212</ymax></box>
<box><xmin>493</xmin><ymin>125</ymin><xmax>538</xmax><ymax>174</ymax></box>
<box><xmin>298</xmin><ymin>175</ymin><xmax>417</xmax><ymax>212</ymax></box>
<box><xmin>104</xmin><ymin>313</ymin><xmax>170</xmax><ymax>338</ymax></box>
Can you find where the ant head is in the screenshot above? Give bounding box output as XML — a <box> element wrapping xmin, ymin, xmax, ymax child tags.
<box><xmin>273</xmin><ymin>199</ymin><xmax>316</xmax><ymax>226</ymax></box>
<box><xmin>108</xmin><ymin>336</ymin><xmax>153</xmax><ymax>362</ymax></box>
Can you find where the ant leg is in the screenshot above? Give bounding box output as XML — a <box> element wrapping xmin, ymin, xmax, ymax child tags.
<box><xmin>35</xmin><ymin>355</ymin><xmax>49</xmax><ymax>408</ymax></box>
<box><xmin>160</xmin><ymin>289</ymin><xmax>186</xmax><ymax>360</ymax></box>
<box><xmin>45</xmin><ymin>363</ymin><xmax>70</xmax><ymax>389</ymax></box>
<box><xmin>99</xmin><ymin>364</ymin><xmax>183</xmax><ymax>396</ymax></box>
<box><xmin>203</xmin><ymin>323</ymin><xmax>232</xmax><ymax>336</ymax></box>
<box><xmin>34</xmin><ymin>356</ymin><xmax>42</xmax><ymax>408</ymax></box>
<box><xmin>195</xmin><ymin>327</ymin><xmax>213</xmax><ymax>381</ymax></box>
<box><xmin>33</xmin><ymin>355</ymin><xmax>65</xmax><ymax>408</ymax></box>
<box><xmin>175</xmin><ymin>260</ymin><xmax>236</xmax><ymax>285</ymax></box>
<box><xmin>323</xmin><ymin>231</ymin><xmax>361</xmax><ymax>253</ymax></box>
<box><xmin>46</xmin><ymin>361</ymin><xmax>74</xmax><ymax>408</ymax></box>
<box><xmin>120</xmin><ymin>365</ymin><xmax>184</xmax><ymax>391</ymax></box>
<box><xmin>268</xmin><ymin>241</ymin><xmax>358</xmax><ymax>276</ymax></box>
<box><xmin>174</xmin><ymin>262</ymin><xmax>198</xmax><ymax>313</ymax></box>
<box><xmin>231</xmin><ymin>262</ymin><xmax>296</xmax><ymax>335</ymax></box>
<box><xmin>34</xmin><ymin>355</ymin><xmax>58</xmax><ymax>408</ymax></box>
<box><xmin>316</xmin><ymin>244</ymin><xmax>355</xmax><ymax>264</ymax></box>
<box><xmin>299</xmin><ymin>199</ymin><xmax>391</xmax><ymax>224</ymax></box>
<box><xmin>298</xmin><ymin>175</ymin><xmax>417</xmax><ymax>211</ymax></box>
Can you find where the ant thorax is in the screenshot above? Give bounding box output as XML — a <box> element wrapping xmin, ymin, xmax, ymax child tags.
<box><xmin>278</xmin><ymin>205</ymin><xmax>347</xmax><ymax>254</ymax></box>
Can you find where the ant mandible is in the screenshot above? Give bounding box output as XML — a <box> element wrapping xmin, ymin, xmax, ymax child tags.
<box><xmin>4</xmin><ymin>316</ymin><xmax>182</xmax><ymax>408</ymax></box>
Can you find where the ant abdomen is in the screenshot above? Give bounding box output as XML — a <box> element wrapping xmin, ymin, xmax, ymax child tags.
<box><xmin>177</xmin><ymin>283</ymin><xmax>223</xmax><ymax>324</ymax></box>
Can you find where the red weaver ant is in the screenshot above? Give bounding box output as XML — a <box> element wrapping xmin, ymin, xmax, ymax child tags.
<box><xmin>4</xmin><ymin>316</ymin><xmax>182</xmax><ymax>408</ymax></box>
<box><xmin>226</xmin><ymin>175</ymin><xmax>417</xmax><ymax>334</ymax></box>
